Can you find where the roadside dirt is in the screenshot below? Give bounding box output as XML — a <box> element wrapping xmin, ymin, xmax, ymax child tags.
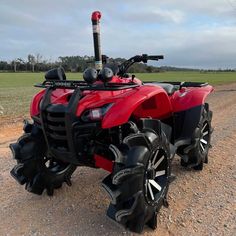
<box><xmin>0</xmin><ymin>83</ymin><xmax>236</xmax><ymax>236</ymax></box>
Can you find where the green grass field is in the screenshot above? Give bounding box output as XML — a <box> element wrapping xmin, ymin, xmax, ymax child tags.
<box><xmin>0</xmin><ymin>71</ymin><xmax>235</xmax><ymax>119</ymax></box>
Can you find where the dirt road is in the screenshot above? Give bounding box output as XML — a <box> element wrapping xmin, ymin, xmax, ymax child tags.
<box><xmin>0</xmin><ymin>83</ymin><xmax>236</xmax><ymax>236</ymax></box>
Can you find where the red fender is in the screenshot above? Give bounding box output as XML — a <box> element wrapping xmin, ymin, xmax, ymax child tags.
<box><xmin>30</xmin><ymin>88</ymin><xmax>74</xmax><ymax>117</ymax></box>
<box><xmin>31</xmin><ymin>82</ymin><xmax>213</xmax><ymax>129</ymax></box>
<box><xmin>101</xmin><ymin>85</ymin><xmax>173</xmax><ymax>129</ymax></box>
<box><xmin>31</xmin><ymin>85</ymin><xmax>173</xmax><ymax>129</ymax></box>
<box><xmin>30</xmin><ymin>89</ymin><xmax>45</xmax><ymax>117</ymax></box>
<box><xmin>170</xmin><ymin>85</ymin><xmax>213</xmax><ymax>112</ymax></box>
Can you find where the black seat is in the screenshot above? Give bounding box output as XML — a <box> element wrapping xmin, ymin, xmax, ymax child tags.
<box><xmin>146</xmin><ymin>82</ymin><xmax>177</xmax><ymax>95</ymax></box>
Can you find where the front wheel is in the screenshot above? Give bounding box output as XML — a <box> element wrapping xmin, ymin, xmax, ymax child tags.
<box><xmin>102</xmin><ymin>128</ymin><xmax>171</xmax><ymax>233</ymax></box>
<box><xmin>10</xmin><ymin>127</ymin><xmax>76</xmax><ymax>196</ymax></box>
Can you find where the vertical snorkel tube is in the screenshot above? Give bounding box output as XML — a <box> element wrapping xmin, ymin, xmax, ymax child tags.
<box><xmin>91</xmin><ymin>11</ymin><xmax>102</xmax><ymax>72</ymax></box>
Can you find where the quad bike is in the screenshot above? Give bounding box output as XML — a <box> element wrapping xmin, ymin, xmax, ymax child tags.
<box><xmin>10</xmin><ymin>11</ymin><xmax>213</xmax><ymax>233</ymax></box>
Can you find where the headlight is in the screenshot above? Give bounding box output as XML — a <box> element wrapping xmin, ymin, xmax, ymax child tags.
<box><xmin>81</xmin><ymin>103</ymin><xmax>114</xmax><ymax>122</ymax></box>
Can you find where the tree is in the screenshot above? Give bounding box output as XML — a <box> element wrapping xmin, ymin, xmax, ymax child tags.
<box><xmin>17</xmin><ymin>58</ymin><xmax>26</xmax><ymax>71</ymax></box>
<box><xmin>146</xmin><ymin>66</ymin><xmax>153</xmax><ymax>73</ymax></box>
<box><xmin>0</xmin><ymin>61</ymin><xmax>9</xmax><ymax>71</ymax></box>
<box><xmin>12</xmin><ymin>60</ymin><xmax>17</xmax><ymax>72</ymax></box>
<box><xmin>35</xmin><ymin>53</ymin><xmax>42</xmax><ymax>71</ymax></box>
<box><xmin>28</xmin><ymin>54</ymin><xmax>36</xmax><ymax>72</ymax></box>
<box><xmin>12</xmin><ymin>58</ymin><xmax>23</xmax><ymax>72</ymax></box>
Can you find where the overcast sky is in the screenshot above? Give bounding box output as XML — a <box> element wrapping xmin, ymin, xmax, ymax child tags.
<box><xmin>1</xmin><ymin>0</ymin><xmax>236</xmax><ymax>68</ymax></box>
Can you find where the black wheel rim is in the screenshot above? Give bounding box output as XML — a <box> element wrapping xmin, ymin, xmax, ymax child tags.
<box><xmin>43</xmin><ymin>157</ymin><xmax>71</xmax><ymax>176</ymax></box>
<box><xmin>199</xmin><ymin>121</ymin><xmax>210</xmax><ymax>154</ymax></box>
<box><xmin>144</xmin><ymin>148</ymin><xmax>168</xmax><ymax>204</ymax></box>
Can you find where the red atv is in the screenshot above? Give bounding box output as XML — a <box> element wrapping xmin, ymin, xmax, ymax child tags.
<box><xmin>10</xmin><ymin>11</ymin><xmax>213</xmax><ymax>233</ymax></box>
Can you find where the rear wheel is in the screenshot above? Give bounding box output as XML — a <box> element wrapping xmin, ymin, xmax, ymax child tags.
<box><xmin>181</xmin><ymin>103</ymin><xmax>212</xmax><ymax>170</ymax></box>
<box><xmin>10</xmin><ymin>127</ymin><xmax>76</xmax><ymax>196</ymax></box>
<box><xmin>102</xmin><ymin>128</ymin><xmax>170</xmax><ymax>233</ymax></box>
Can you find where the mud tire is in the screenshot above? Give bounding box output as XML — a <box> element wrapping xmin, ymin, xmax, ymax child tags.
<box><xmin>10</xmin><ymin>127</ymin><xmax>76</xmax><ymax>196</ymax></box>
<box><xmin>102</xmin><ymin>128</ymin><xmax>171</xmax><ymax>233</ymax></box>
<box><xmin>181</xmin><ymin>103</ymin><xmax>213</xmax><ymax>170</ymax></box>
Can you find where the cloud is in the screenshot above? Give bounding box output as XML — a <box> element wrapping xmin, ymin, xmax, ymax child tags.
<box><xmin>0</xmin><ymin>0</ymin><xmax>235</xmax><ymax>68</ymax></box>
<box><xmin>160</xmin><ymin>26</ymin><xmax>236</xmax><ymax>68</ymax></box>
<box><xmin>122</xmin><ymin>9</ymin><xmax>185</xmax><ymax>24</ymax></box>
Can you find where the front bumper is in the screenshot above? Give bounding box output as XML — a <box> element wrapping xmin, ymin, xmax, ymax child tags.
<box><xmin>34</xmin><ymin>87</ymin><xmax>100</xmax><ymax>166</ymax></box>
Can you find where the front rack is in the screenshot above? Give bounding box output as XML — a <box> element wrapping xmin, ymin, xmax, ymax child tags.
<box><xmin>35</xmin><ymin>80</ymin><xmax>208</xmax><ymax>91</ymax></box>
<box><xmin>35</xmin><ymin>80</ymin><xmax>140</xmax><ymax>91</ymax></box>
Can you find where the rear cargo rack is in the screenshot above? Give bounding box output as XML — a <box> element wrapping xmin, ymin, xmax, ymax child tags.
<box><xmin>144</xmin><ymin>81</ymin><xmax>208</xmax><ymax>88</ymax></box>
<box><xmin>35</xmin><ymin>80</ymin><xmax>140</xmax><ymax>91</ymax></box>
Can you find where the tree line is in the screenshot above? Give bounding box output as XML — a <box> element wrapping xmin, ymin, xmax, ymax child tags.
<box><xmin>0</xmin><ymin>54</ymin><xmax>61</xmax><ymax>73</ymax></box>
<box><xmin>0</xmin><ymin>54</ymin><xmax>235</xmax><ymax>73</ymax></box>
<box><xmin>0</xmin><ymin>54</ymin><xmax>161</xmax><ymax>73</ymax></box>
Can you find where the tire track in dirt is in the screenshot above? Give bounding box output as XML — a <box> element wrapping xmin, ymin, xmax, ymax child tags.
<box><xmin>0</xmin><ymin>83</ymin><xmax>236</xmax><ymax>236</ymax></box>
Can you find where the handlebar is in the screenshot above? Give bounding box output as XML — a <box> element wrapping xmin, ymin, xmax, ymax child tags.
<box><xmin>118</xmin><ymin>54</ymin><xmax>164</xmax><ymax>76</ymax></box>
<box><xmin>147</xmin><ymin>55</ymin><xmax>164</xmax><ymax>60</ymax></box>
<box><xmin>129</xmin><ymin>54</ymin><xmax>164</xmax><ymax>63</ymax></box>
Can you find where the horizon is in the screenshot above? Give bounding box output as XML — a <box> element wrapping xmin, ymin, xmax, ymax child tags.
<box><xmin>1</xmin><ymin>55</ymin><xmax>236</xmax><ymax>71</ymax></box>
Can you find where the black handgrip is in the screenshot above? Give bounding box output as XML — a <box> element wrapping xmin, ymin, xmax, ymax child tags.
<box><xmin>132</xmin><ymin>55</ymin><xmax>164</xmax><ymax>63</ymax></box>
<box><xmin>147</xmin><ymin>55</ymin><xmax>164</xmax><ymax>60</ymax></box>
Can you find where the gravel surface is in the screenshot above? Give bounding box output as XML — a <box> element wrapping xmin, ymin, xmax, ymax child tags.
<box><xmin>0</xmin><ymin>83</ymin><xmax>236</xmax><ymax>236</ymax></box>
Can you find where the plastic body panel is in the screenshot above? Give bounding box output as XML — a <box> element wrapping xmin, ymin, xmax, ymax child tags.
<box><xmin>30</xmin><ymin>89</ymin><xmax>45</xmax><ymax>117</ymax></box>
<box><xmin>96</xmin><ymin>85</ymin><xmax>172</xmax><ymax>129</ymax></box>
<box><xmin>170</xmin><ymin>85</ymin><xmax>213</xmax><ymax>113</ymax></box>
<box><xmin>30</xmin><ymin>76</ymin><xmax>213</xmax><ymax>172</ymax></box>
<box><xmin>30</xmin><ymin>77</ymin><xmax>213</xmax><ymax>130</ymax></box>
<box><xmin>30</xmin><ymin>88</ymin><xmax>74</xmax><ymax>117</ymax></box>
<box><xmin>71</xmin><ymin>85</ymin><xmax>172</xmax><ymax>128</ymax></box>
